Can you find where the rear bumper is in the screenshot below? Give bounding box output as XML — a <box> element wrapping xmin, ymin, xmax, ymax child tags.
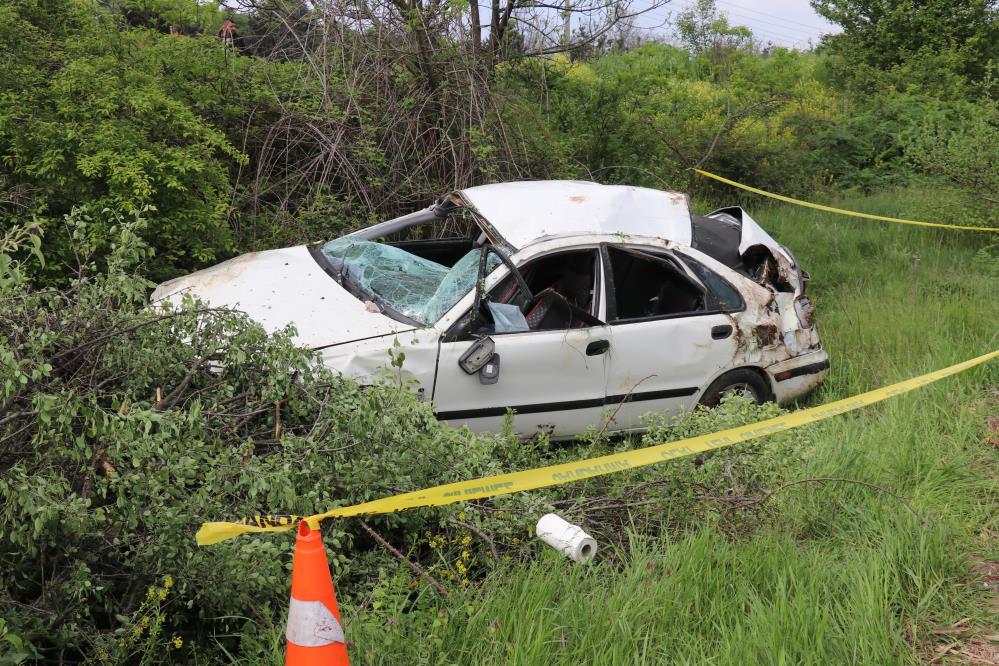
<box><xmin>764</xmin><ymin>349</ymin><xmax>830</xmax><ymax>403</ymax></box>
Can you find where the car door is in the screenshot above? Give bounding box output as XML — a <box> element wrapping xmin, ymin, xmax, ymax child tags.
<box><xmin>432</xmin><ymin>247</ymin><xmax>612</xmax><ymax>439</ymax></box>
<box><xmin>601</xmin><ymin>244</ymin><xmax>741</xmax><ymax>432</ymax></box>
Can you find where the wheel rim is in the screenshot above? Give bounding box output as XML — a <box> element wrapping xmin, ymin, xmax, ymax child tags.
<box><xmin>719</xmin><ymin>382</ymin><xmax>757</xmax><ymax>401</ymax></box>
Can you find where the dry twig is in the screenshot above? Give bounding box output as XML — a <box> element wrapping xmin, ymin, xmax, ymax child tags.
<box><xmin>358</xmin><ymin>520</ymin><xmax>448</xmax><ymax>596</ymax></box>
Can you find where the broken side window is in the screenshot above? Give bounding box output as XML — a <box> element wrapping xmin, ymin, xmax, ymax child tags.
<box><xmin>680</xmin><ymin>256</ymin><xmax>745</xmax><ymax>312</ymax></box>
<box><xmin>474</xmin><ymin>249</ymin><xmax>602</xmax><ymax>333</ymax></box>
<box><xmin>606</xmin><ymin>246</ymin><xmax>704</xmax><ymax>320</ymax></box>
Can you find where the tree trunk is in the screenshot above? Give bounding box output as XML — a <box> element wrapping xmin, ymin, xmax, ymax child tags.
<box><xmin>469</xmin><ymin>0</ymin><xmax>481</xmax><ymax>54</ymax></box>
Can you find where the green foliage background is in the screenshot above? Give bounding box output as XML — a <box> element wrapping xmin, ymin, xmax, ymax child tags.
<box><xmin>1</xmin><ymin>0</ymin><xmax>996</xmax><ymax>286</ymax></box>
<box><xmin>1</xmin><ymin>0</ymin><xmax>997</xmax><ymax>661</ymax></box>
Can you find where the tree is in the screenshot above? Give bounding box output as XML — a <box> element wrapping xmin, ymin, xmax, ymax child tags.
<box><xmin>811</xmin><ymin>0</ymin><xmax>999</xmax><ymax>93</ymax></box>
<box><xmin>675</xmin><ymin>0</ymin><xmax>753</xmax><ymax>60</ymax></box>
<box><xmin>0</xmin><ymin>0</ymin><xmax>242</xmax><ymax>281</ymax></box>
<box><xmin>490</xmin><ymin>0</ymin><xmax>667</xmax><ymax>62</ymax></box>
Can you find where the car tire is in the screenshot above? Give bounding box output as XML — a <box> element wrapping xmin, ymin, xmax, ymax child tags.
<box><xmin>698</xmin><ymin>369</ymin><xmax>772</xmax><ymax>407</ymax></box>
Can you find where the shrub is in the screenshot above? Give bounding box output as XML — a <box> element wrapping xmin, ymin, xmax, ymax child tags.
<box><xmin>0</xmin><ymin>0</ymin><xmax>248</xmax><ymax>282</ymax></box>
<box><xmin>516</xmin><ymin>44</ymin><xmax>848</xmax><ymax>198</ymax></box>
<box><xmin>0</xmin><ymin>212</ymin><xmax>522</xmax><ymax>660</ymax></box>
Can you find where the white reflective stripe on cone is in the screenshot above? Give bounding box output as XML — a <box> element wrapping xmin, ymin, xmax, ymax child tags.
<box><xmin>285</xmin><ymin>598</ymin><xmax>346</xmax><ymax>647</ymax></box>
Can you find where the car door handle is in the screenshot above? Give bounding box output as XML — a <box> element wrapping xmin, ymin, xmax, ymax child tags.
<box><xmin>586</xmin><ymin>339</ymin><xmax>611</xmax><ymax>356</ymax></box>
<box><xmin>711</xmin><ymin>325</ymin><xmax>733</xmax><ymax>340</ymax></box>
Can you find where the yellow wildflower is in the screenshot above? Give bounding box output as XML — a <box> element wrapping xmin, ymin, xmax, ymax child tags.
<box><xmin>171</xmin><ymin>636</ymin><xmax>183</xmax><ymax>649</ymax></box>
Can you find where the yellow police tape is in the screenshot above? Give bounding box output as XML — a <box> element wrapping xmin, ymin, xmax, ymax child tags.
<box><xmin>692</xmin><ymin>168</ymin><xmax>999</xmax><ymax>233</ymax></box>
<box><xmin>196</xmin><ymin>350</ymin><xmax>998</xmax><ymax>546</ymax></box>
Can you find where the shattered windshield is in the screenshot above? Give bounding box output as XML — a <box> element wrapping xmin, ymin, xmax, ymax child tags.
<box><xmin>320</xmin><ymin>238</ymin><xmax>500</xmax><ymax>325</ymax></box>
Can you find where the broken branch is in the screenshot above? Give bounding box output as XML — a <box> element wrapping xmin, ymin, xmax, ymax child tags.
<box><xmin>358</xmin><ymin>520</ymin><xmax>448</xmax><ymax>596</ymax></box>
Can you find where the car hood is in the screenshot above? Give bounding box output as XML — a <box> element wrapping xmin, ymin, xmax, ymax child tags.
<box><xmin>150</xmin><ymin>246</ymin><xmax>417</xmax><ymax>349</ymax></box>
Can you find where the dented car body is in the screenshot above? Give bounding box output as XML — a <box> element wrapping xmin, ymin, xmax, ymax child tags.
<box><xmin>152</xmin><ymin>181</ymin><xmax>829</xmax><ymax>439</ymax></box>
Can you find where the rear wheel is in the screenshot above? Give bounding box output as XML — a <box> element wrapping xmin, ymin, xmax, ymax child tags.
<box><xmin>698</xmin><ymin>369</ymin><xmax>771</xmax><ymax>407</ymax></box>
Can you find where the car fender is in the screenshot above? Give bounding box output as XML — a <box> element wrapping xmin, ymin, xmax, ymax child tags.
<box><xmin>317</xmin><ymin>328</ymin><xmax>439</xmax><ymax>399</ymax></box>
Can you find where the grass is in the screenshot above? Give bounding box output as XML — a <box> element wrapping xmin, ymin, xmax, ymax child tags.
<box><xmin>765</xmin><ymin>186</ymin><xmax>999</xmax><ymax>401</ymax></box>
<box><xmin>244</xmin><ymin>187</ymin><xmax>999</xmax><ymax>664</ymax></box>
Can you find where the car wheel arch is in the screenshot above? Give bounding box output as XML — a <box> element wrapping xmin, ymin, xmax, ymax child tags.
<box><xmin>696</xmin><ymin>365</ymin><xmax>776</xmax><ymax>407</ymax></box>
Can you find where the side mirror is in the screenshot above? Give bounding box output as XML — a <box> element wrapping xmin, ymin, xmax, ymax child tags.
<box><xmin>458</xmin><ymin>336</ymin><xmax>496</xmax><ymax>374</ymax></box>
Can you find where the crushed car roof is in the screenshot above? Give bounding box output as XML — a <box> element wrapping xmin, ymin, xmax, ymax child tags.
<box><xmin>459</xmin><ymin>181</ymin><xmax>693</xmax><ymax>250</ymax></box>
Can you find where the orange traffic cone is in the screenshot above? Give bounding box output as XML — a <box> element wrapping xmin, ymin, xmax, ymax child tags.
<box><xmin>285</xmin><ymin>520</ymin><xmax>350</xmax><ymax>665</ymax></box>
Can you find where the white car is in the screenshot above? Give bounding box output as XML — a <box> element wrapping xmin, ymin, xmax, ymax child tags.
<box><xmin>152</xmin><ymin>181</ymin><xmax>829</xmax><ymax>439</ymax></box>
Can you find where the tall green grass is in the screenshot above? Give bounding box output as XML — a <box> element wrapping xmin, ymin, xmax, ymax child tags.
<box><xmin>757</xmin><ymin>186</ymin><xmax>998</xmax><ymax>400</ymax></box>
<box><xmin>245</xmin><ymin>188</ymin><xmax>999</xmax><ymax>664</ymax></box>
<box><xmin>344</xmin><ymin>394</ymin><xmax>997</xmax><ymax>664</ymax></box>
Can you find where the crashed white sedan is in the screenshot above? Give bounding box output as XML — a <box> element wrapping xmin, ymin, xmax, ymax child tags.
<box><xmin>152</xmin><ymin>181</ymin><xmax>829</xmax><ymax>439</ymax></box>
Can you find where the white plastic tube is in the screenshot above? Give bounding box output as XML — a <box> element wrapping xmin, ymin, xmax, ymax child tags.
<box><xmin>535</xmin><ymin>513</ymin><xmax>597</xmax><ymax>564</ymax></box>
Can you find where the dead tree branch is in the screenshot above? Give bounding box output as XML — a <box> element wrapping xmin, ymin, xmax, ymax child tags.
<box><xmin>359</xmin><ymin>520</ymin><xmax>448</xmax><ymax>595</ymax></box>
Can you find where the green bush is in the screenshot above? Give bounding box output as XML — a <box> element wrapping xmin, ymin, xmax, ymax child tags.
<box><xmin>508</xmin><ymin>44</ymin><xmax>851</xmax><ymax>198</ymax></box>
<box><xmin>0</xmin><ymin>213</ymin><xmax>518</xmax><ymax>660</ymax></box>
<box><xmin>905</xmin><ymin>98</ymin><xmax>999</xmax><ymax>227</ymax></box>
<box><xmin>0</xmin><ymin>0</ymin><xmax>248</xmax><ymax>282</ymax></box>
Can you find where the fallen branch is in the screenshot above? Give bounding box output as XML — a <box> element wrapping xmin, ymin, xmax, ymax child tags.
<box><xmin>154</xmin><ymin>350</ymin><xmax>216</xmax><ymax>411</ymax></box>
<box><xmin>358</xmin><ymin>520</ymin><xmax>447</xmax><ymax>596</ymax></box>
<box><xmin>447</xmin><ymin>517</ymin><xmax>499</xmax><ymax>561</ymax></box>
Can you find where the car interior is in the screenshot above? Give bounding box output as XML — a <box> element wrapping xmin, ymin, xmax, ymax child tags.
<box><xmin>387</xmin><ymin>236</ymin><xmax>475</xmax><ymax>267</ymax></box>
<box><xmin>478</xmin><ymin>249</ymin><xmax>599</xmax><ymax>332</ymax></box>
<box><xmin>376</xmin><ymin>209</ymin><xmax>725</xmax><ymax>332</ymax></box>
<box><xmin>385</xmin><ymin>209</ymin><xmax>481</xmax><ymax>267</ymax></box>
<box><xmin>606</xmin><ymin>247</ymin><xmax>705</xmax><ymax>320</ymax></box>
<box><xmin>464</xmin><ymin>246</ymin><xmax>721</xmax><ymax>335</ymax></box>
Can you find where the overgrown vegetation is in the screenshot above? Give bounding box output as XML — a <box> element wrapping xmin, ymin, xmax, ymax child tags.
<box><xmin>1</xmin><ymin>0</ymin><xmax>997</xmax><ymax>661</ymax></box>
<box><xmin>2</xmin><ymin>0</ymin><xmax>996</xmax><ymax>283</ymax></box>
